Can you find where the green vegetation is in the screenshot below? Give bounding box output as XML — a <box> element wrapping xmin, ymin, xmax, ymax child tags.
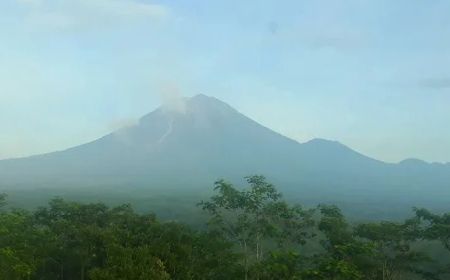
<box><xmin>1</xmin><ymin>176</ymin><xmax>450</xmax><ymax>279</ymax></box>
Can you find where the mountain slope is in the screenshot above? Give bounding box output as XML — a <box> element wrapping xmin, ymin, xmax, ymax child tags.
<box><xmin>0</xmin><ymin>94</ymin><xmax>449</xmax><ymax>209</ymax></box>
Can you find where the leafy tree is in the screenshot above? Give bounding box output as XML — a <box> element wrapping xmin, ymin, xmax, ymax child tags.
<box><xmin>89</xmin><ymin>245</ymin><xmax>170</xmax><ymax>280</ymax></box>
<box><xmin>413</xmin><ymin>208</ymin><xmax>450</xmax><ymax>279</ymax></box>
<box><xmin>0</xmin><ymin>193</ymin><xmax>6</xmax><ymax>209</ymax></box>
<box><xmin>308</xmin><ymin>205</ymin><xmax>373</xmax><ymax>280</ymax></box>
<box><xmin>415</xmin><ymin>208</ymin><xmax>450</xmax><ymax>251</ymax></box>
<box><xmin>199</xmin><ymin>175</ymin><xmax>315</xmax><ymax>279</ymax></box>
<box><xmin>355</xmin><ymin>220</ymin><xmax>429</xmax><ymax>280</ymax></box>
<box><xmin>189</xmin><ymin>231</ymin><xmax>242</xmax><ymax>279</ymax></box>
<box><xmin>256</xmin><ymin>251</ymin><xmax>305</xmax><ymax>280</ymax></box>
<box><xmin>33</xmin><ymin>198</ymin><xmax>110</xmax><ymax>280</ymax></box>
<box><xmin>1</xmin><ymin>177</ymin><xmax>450</xmax><ymax>280</ymax></box>
<box><xmin>0</xmin><ymin>209</ymin><xmax>45</xmax><ymax>280</ymax></box>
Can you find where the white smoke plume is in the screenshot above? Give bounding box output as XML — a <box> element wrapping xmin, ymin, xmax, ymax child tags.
<box><xmin>158</xmin><ymin>83</ymin><xmax>187</xmax><ymax>114</ymax></box>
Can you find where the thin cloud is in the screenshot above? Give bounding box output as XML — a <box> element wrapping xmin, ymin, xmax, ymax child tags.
<box><xmin>17</xmin><ymin>0</ymin><xmax>42</xmax><ymax>5</ymax></box>
<box><xmin>299</xmin><ymin>24</ymin><xmax>368</xmax><ymax>51</ymax></box>
<box><xmin>17</xmin><ymin>0</ymin><xmax>170</xmax><ymax>31</ymax></box>
<box><xmin>418</xmin><ymin>78</ymin><xmax>450</xmax><ymax>89</ymax></box>
<box><xmin>108</xmin><ymin>117</ymin><xmax>138</xmax><ymax>132</ymax></box>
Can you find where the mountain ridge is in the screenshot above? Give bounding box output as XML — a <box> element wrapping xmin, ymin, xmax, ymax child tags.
<box><xmin>0</xmin><ymin>94</ymin><xmax>397</xmax><ymax>163</ymax></box>
<box><xmin>0</xmin><ymin>95</ymin><xmax>449</xmax><ymax>210</ymax></box>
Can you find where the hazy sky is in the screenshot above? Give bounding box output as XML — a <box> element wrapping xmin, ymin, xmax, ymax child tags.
<box><xmin>0</xmin><ymin>0</ymin><xmax>449</xmax><ymax>163</ymax></box>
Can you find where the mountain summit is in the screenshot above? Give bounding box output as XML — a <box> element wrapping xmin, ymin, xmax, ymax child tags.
<box><xmin>0</xmin><ymin>94</ymin><xmax>449</xmax><ymax>211</ymax></box>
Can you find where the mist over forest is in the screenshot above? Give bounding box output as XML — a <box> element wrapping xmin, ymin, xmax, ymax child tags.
<box><xmin>2</xmin><ymin>95</ymin><xmax>450</xmax><ymax>279</ymax></box>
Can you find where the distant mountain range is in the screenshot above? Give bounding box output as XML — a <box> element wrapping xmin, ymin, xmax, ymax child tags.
<box><xmin>1</xmin><ymin>94</ymin><xmax>449</xmax><ymax>213</ymax></box>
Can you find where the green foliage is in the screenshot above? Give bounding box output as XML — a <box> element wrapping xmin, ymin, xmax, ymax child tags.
<box><xmin>199</xmin><ymin>175</ymin><xmax>315</xmax><ymax>279</ymax></box>
<box><xmin>1</xmin><ymin>176</ymin><xmax>450</xmax><ymax>279</ymax></box>
<box><xmin>415</xmin><ymin>208</ymin><xmax>450</xmax><ymax>251</ymax></box>
<box><xmin>0</xmin><ymin>195</ymin><xmax>238</xmax><ymax>279</ymax></box>
<box><xmin>307</xmin><ymin>205</ymin><xmax>371</xmax><ymax>279</ymax></box>
<box><xmin>0</xmin><ymin>208</ymin><xmax>46</xmax><ymax>280</ymax></box>
<box><xmin>0</xmin><ymin>193</ymin><xmax>6</xmax><ymax>210</ymax></box>
<box><xmin>355</xmin><ymin>220</ymin><xmax>430</xmax><ymax>279</ymax></box>
<box><xmin>256</xmin><ymin>251</ymin><xmax>305</xmax><ymax>279</ymax></box>
<box><xmin>89</xmin><ymin>245</ymin><xmax>170</xmax><ymax>280</ymax></box>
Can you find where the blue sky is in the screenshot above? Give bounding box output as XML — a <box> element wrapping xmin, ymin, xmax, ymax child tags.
<box><xmin>0</xmin><ymin>0</ymin><xmax>449</xmax><ymax>163</ymax></box>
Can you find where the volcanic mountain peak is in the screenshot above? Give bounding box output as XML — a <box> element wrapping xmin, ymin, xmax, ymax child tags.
<box><xmin>0</xmin><ymin>94</ymin><xmax>449</xmax><ymax>202</ymax></box>
<box><xmin>139</xmin><ymin>94</ymin><xmax>237</xmax><ymax>126</ymax></box>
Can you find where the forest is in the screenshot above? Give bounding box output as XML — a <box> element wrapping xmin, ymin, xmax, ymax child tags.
<box><xmin>1</xmin><ymin>176</ymin><xmax>450</xmax><ymax>280</ymax></box>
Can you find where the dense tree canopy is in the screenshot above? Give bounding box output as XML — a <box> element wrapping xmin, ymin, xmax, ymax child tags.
<box><xmin>1</xmin><ymin>177</ymin><xmax>450</xmax><ymax>279</ymax></box>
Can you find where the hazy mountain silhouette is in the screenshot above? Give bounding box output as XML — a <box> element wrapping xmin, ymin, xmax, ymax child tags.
<box><xmin>1</xmin><ymin>94</ymin><xmax>449</xmax><ymax>206</ymax></box>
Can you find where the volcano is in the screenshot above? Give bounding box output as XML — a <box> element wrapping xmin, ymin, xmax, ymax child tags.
<box><xmin>1</xmin><ymin>94</ymin><xmax>449</xmax><ymax>211</ymax></box>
